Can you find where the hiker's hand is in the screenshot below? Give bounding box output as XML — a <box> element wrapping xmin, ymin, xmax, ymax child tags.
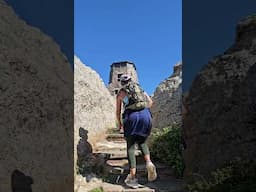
<box><xmin>119</xmin><ymin>125</ymin><xmax>124</xmax><ymax>134</ymax></box>
<box><xmin>119</xmin><ymin>128</ymin><xmax>124</xmax><ymax>134</ymax></box>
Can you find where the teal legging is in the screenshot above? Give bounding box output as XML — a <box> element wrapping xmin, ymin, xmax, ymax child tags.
<box><xmin>126</xmin><ymin>135</ymin><xmax>150</xmax><ymax>169</ymax></box>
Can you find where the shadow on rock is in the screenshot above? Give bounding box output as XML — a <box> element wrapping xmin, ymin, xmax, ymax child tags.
<box><xmin>77</xmin><ymin>127</ymin><xmax>109</xmax><ymax>181</ymax></box>
<box><xmin>11</xmin><ymin>169</ymin><xmax>33</xmax><ymax>192</ymax></box>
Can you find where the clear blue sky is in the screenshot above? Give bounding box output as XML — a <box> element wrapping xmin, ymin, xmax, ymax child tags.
<box><xmin>75</xmin><ymin>0</ymin><xmax>181</xmax><ymax>95</ymax></box>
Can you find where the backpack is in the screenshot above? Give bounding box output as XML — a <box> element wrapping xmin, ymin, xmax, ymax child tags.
<box><xmin>121</xmin><ymin>82</ymin><xmax>148</xmax><ymax>110</ymax></box>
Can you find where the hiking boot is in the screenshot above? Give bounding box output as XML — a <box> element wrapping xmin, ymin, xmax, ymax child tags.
<box><xmin>146</xmin><ymin>161</ymin><xmax>157</xmax><ymax>181</ymax></box>
<box><xmin>124</xmin><ymin>174</ymin><xmax>140</xmax><ymax>189</ymax></box>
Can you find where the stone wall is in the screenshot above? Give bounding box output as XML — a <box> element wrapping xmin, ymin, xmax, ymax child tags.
<box><xmin>0</xmin><ymin>1</ymin><xmax>73</xmax><ymax>191</ymax></box>
<box><xmin>183</xmin><ymin>15</ymin><xmax>256</xmax><ymax>177</ymax></box>
<box><xmin>151</xmin><ymin>62</ymin><xmax>182</xmax><ymax>129</ymax></box>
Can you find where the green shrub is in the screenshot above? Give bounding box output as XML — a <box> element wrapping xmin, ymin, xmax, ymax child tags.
<box><xmin>186</xmin><ymin>159</ymin><xmax>256</xmax><ymax>192</ymax></box>
<box><xmin>149</xmin><ymin>124</ymin><xmax>185</xmax><ymax>177</ymax></box>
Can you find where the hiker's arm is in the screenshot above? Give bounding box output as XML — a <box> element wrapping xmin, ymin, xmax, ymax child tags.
<box><xmin>116</xmin><ymin>91</ymin><xmax>124</xmax><ymax>129</ymax></box>
<box><xmin>144</xmin><ymin>92</ymin><xmax>153</xmax><ymax>108</ymax></box>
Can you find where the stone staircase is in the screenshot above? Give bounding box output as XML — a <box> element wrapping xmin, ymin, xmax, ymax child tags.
<box><xmin>92</xmin><ymin>129</ymin><xmax>185</xmax><ymax>192</ymax></box>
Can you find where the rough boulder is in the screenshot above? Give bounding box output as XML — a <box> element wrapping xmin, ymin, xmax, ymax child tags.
<box><xmin>74</xmin><ymin>56</ymin><xmax>116</xmax><ymax>152</ymax></box>
<box><xmin>0</xmin><ymin>1</ymin><xmax>73</xmax><ymax>191</ymax></box>
<box><xmin>151</xmin><ymin>62</ymin><xmax>182</xmax><ymax>129</ymax></box>
<box><xmin>183</xmin><ymin>15</ymin><xmax>256</xmax><ymax>177</ymax></box>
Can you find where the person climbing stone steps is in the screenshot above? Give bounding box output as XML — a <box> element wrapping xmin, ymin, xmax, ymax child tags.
<box><xmin>116</xmin><ymin>74</ymin><xmax>157</xmax><ymax>189</ymax></box>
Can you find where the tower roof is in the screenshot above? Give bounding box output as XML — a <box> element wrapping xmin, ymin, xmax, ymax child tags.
<box><xmin>110</xmin><ymin>61</ymin><xmax>136</xmax><ymax>70</ymax></box>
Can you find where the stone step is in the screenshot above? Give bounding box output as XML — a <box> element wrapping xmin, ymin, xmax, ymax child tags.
<box><xmin>104</xmin><ymin>173</ymin><xmax>184</xmax><ymax>192</ymax></box>
<box><xmin>125</xmin><ymin>162</ymin><xmax>173</xmax><ymax>173</ymax></box>
<box><xmin>107</xmin><ymin>160</ymin><xmax>175</xmax><ymax>176</ymax></box>
<box><xmin>106</xmin><ymin>127</ymin><xmax>120</xmax><ymax>134</ymax></box>
<box><xmin>95</xmin><ymin>141</ymin><xmax>126</xmax><ymax>153</ymax></box>
<box><xmin>102</xmin><ymin>182</ymin><xmax>155</xmax><ymax>192</ymax></box>
<box><xmin>123</xmin><ymin>188</ymin><xmax>155</xmax><ymax>192</ymax></box>
<box><xmin>108</xmin><ymin>150</ymin><xmax>142</xmax><ymax>160</ymax></box>
<box><xmin>95</xmin><ymin>148</ymin><xmax>126</xmax><ymax>155</ymax></box>
<box><xmin>144</xmin><ymin>178</ymin><xmax>185</xmax><ymax>192</ymax></box>
<box><xmin>106</xmin><ymin>133</ymin><xmax>126</xmax><ymax>142</ymax></box>
<box><xmin>103</xmin><ymin>175</ymin><xmax>156</xmax><ymax>192</ymax></box>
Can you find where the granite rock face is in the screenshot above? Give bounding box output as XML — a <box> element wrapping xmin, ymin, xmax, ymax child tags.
<box><xmin>151</xmin><ymin>63</ymin><xmax>182</xmax><ymax>129</ymax></box>
<box><xmin>74</xmin><ymin>56</ymin><xmax>116</xmax><ymax>153</ymax></box>
<box><xmin>74</xmin><ymin>56</ymin><xmax>116</xmax><ymax>187</ymax></box>
<box><xmin>0</xmin><ymin>1</ymin><xmax>73</xmax><ymax>191</ymax></box>
<box><xmin>183</xmin><ymin>15</ymin><xmax>256</xmax><ymax>177</ymax></box>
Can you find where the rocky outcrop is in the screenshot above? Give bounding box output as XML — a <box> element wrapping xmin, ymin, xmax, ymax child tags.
<box><xmin>151</xmin><ymin>62</ymin><xmax>182</xmax><ymax>129</ymax></box>
<box><xmin>0</xmin><ymin>1</ymin><xmax>73</xmax><ymax>192</ymax></box>
<box><xmin>74</xmin><ymin>57</ymin><xmax>116</xmax><ymax>188</ymax></box>
<box><xmin>183</xmin><ymin>15</ymin><xmax>256</xmax><ymax>177</ymax></box>
<box><xmin>74</xmin><ymin>56</ymin><xmax>116</xmax><ymax>152</ymax></box>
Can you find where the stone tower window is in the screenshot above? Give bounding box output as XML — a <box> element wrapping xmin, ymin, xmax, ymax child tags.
<box><xmin>117</xmin><ymin>73</ymin><xmax>123</xmax><ymax>81</ymax></box>
<box><xmin>114</xmin><ymin>89</ymin><xmax>119</xmax><ymax>95</ymax></box>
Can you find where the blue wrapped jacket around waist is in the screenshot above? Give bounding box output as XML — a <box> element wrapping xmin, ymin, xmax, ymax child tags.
<box><xmin>122</xmin><ymin>108</ymin><xmax>152</xmax><ymax>137</ymax></box>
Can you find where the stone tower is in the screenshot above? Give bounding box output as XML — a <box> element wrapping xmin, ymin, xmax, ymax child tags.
<box><xmin>108</xmin><ymin>61</ymin><xmax>138</xmax><ymax>95</ymax></box>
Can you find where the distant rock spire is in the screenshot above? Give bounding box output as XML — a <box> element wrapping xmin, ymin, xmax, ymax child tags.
<box><xmin>151</xmin><ymin>62</ymin><xmax>182</xmax><ymax>129</ymax></box>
